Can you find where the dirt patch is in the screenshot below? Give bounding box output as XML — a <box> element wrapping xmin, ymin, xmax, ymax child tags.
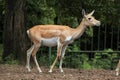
<box><xmin>0</xmin><ymin>64</ymin><xmax>120</xmax><ymax>80</ymax></box>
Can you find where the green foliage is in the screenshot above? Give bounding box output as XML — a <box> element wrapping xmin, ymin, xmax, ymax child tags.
<box><xmin>38</xmin><ymin>54</ymin><xmax>59</xmax><ymax>67</ymax></box>
<box><xmin>58</xmin><ymin>0</ymin><xmax>120</xmax><ymax>26</ymax></box>
<box><xmin>27</xmin><ymin>0</ymin><xmax>56</xmax><ymax>26</ymax></box>
<box><xmin>80</xmin><ymin>54</ymin><xmax>91</xmax><ymax>69</ymax></box>
<box><xmin>65</xmin><ymin>49</ymin><xmax>118</xmax><ymax>69</ymax></box>
<box><xmin>37</xmin><ymin>48</ymin><xmax>118</xmax><ymax>70</ymax></box>
<box><xmin>63</xmin><ymin>53</ymin><xmax>81</xmax><ymax>68</ymax></box>
<box><xmin>92</xmin><ymin>49</ymin><xmax>117</xmax><ymax>69</ymax></box>
<box><xmin>82</xmin><ymin>61</ymin><xmax>91</xmax><ymax>69</ymax></box>
<box><xmin>0</xmin><ymin>44</ymin><xmax>18</xmax><ymax>64</ymax></box>
<box><xmin>67</xmin><ymin>43</ymin><xmax>80</xmax><ymax>52</ymax></box>
<box><xmin>40</xmin><ymin>7</ymin><xmax>56</xmax><ymax>24</ymax></box>
<box><xmin>38</xmin><ymin>55</ymin><xmax>49</xmax><ymax>66</ymax></box>
<box><xmin>4</xmin><ymin>54</ymin><xmax>18</xmax><ymax>64</ymax></box>
<box><xmin>85</xmin><ymin>27</ymin><xmax>93</xmax><ymax>37</ymax></box>
<box><xmin>58</xmin><ymin>16</ymin><xmax>79</xmax><ymax>27</ymax></box>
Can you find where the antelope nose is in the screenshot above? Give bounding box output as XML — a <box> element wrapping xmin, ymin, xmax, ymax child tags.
<box><xmin>97</xmin><ymin>21</ymin><xmax>101</xmax><ymax>26</ymax></box>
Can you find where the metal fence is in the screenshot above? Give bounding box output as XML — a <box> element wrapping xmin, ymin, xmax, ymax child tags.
<box><xmin>79</xmin><ymin>25</ymin><xmax>120</xmax><ymax>52</ymax></box>
<box><xmin>65</xmin><ymin>25</ymin><xmax>120</xmax><ymax>69</ymax></box>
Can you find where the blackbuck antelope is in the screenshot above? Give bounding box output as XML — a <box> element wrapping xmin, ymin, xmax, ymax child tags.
<box><xmin>26</xmin><ymin>9</ymin><xmax>101</xmax><ymax>73</ymax></box>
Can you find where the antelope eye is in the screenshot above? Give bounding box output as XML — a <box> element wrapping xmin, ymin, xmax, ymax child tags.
<box><xmin>88</xmin><ymin>18</ymin><xmax>91</xmax><ymax>20</ymax></box>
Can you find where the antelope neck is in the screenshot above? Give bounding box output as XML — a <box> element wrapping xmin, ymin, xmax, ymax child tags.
<box><xmin>72</xmin><ymin>19</ymin><xmax>87</xmax><ymax>39</ymax></box>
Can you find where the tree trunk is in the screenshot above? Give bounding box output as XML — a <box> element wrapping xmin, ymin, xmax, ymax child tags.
<box><xmin>3</xmin><ymin>0</ymin><xmax>28</xmax><ymax>64</ymax></box>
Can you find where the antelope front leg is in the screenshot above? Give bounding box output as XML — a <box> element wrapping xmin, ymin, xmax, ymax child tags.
<box><xmin>49</xmin><ymin>56</ymin><xmax>59</xmax><ymax>73</ymax></box>
<box><xmin>49</xmin><ymin>42</ymin><xmax>63</xmax><ymax>73</ymax></box>
<box><xmin>115</xmin><ymin>60</ymin><xmax>120</xmax><ymax>76</ymax></box>
<box><xmin>59</xmin><ymin>45</ymin><xmax>67</xmax><ymax>72</ymax></box>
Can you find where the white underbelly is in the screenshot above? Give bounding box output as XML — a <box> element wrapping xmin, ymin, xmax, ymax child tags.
<box><xmin>41</xmin><ymin>37</ymin><xmax>59</xmax><ymax>47</ymax></box>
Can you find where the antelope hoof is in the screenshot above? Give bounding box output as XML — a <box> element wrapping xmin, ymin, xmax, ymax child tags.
<box><xmin>48</xmin><ymin>69</ymin><xmax>52</xmax><ymax>73</ymax></box>
<box><xmin>60</xmin><ymin>70</ymin><xmax>64</xmax><ymax>73</ymax></box>
<box><xmin>116</xmin><ymin>71</ymin><xmax>119</xmax><ymax>76</ymax></box>
<box><xmin>116</xmin><ymin>73</ymin><xmax>119</xmax><ymax>76</ymax></box>
<box><xmin>60</xmin><ymin>68</ymin><xmax>64</xmax><ymax>72</ymax></box>
<box><xmin>26</xmin><ymin>66</ymin><xmax>31</xmax><ymax>72</ymax></box>
<box><xmin>39</xmin><ymin>70</ymin><xmax>42</xmax><ymax>73</ymax></box>
<box><xmin>115</xmin><ymin>69</ymin><xmax>119</xmax><ymax>76</ymax></box>
<box><xmin>38</xmin><ymin>68</ymin><xmax>42</xmax><ymax>73</ymax></box>
<box><xmin>27</xmin><ymin>69</ymin><xmax>31</xmax><ymax>72</ymax></box>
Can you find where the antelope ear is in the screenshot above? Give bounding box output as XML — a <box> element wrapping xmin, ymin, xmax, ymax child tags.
<box><xmin>89</xmin><ymin>10</ymin><xmax>95</xmax><ymax>16</ymax></box>
<box><xmin>82</xmin><ymin>9</ymin><xmax>86</xmax><ymax>17</ymax></box>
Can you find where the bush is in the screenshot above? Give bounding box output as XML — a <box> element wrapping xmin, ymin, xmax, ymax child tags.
<box><xmin>4</xmin><ymin>54</ymin><xmax>18</xmax><ymax>64</ymax></box>
<box><xmin>91</xmin><ymin>49</ymin><xmax>117</xmax><ymax>69</ymax></box>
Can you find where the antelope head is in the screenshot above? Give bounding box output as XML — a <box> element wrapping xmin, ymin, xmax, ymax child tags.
<box><xmin>82</xmin><ymin>9</ymin><xmax>101</xmax><ymax>26</ymax></box>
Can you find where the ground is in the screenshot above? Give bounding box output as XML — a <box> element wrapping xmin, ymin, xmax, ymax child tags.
<box><xmin>0</xmin><ymin>64</ymin><xmax>120</xmax><ymax>80</ymax></box>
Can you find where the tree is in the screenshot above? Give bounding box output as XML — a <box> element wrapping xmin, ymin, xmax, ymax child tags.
<box><xmin>3</xmin><ymin>0</ymin><xmax>28</xmax><ymax>64</ymax></box>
